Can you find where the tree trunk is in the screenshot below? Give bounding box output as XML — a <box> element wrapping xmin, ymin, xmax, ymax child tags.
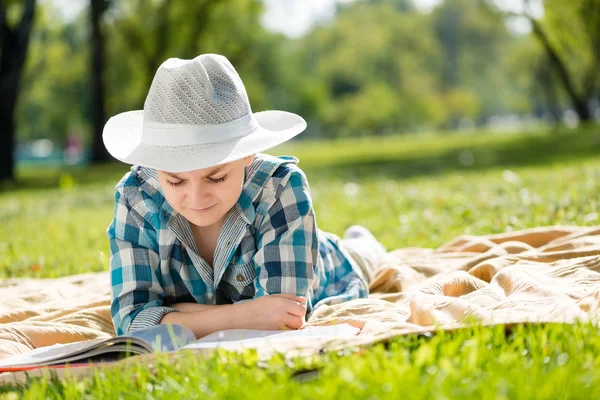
<box><xmin>0</xmin><ymin>93</ymin><xmax>16</xmax><ymax>182</ymax></box>
<box><xmin>90</xmin><ymin>0</ymin><xmax>109</xmax><ymax>163</ymax></box>
<box><xmin>0</xmin><ymin>0</ymin><xmax>37</xmax><ymax>182</ymax></box>
<box><xmin>529</xmin><ymin>16</ymin><xmax>592</xmax><ymax>122</ymax></box>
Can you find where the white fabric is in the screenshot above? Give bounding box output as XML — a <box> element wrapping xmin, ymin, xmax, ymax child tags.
<box><xmin>141</xmin><ymin>114</ymin><xmax>259</xmax><ymax>146</ymax></box>
<box><xmin>103</xmin><ymin>54</ymin><xmax>306</xmax><ymax>172</ymax></box>
<box><xmin>342</xmin><ymin>225</ymin><xmax>388</xmax><ymax>283</ymax></box>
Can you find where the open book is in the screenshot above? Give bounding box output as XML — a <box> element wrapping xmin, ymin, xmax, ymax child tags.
<box><xmin>0</xmin><ymin>323</ymin><xmax>360</xmax><ymax>372</ymax></box>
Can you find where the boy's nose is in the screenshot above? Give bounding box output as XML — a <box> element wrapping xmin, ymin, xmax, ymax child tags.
<box><xmin>191</xmin><ymin>183</ymin><xmax>211</xmax><ymax>203</ymax></box>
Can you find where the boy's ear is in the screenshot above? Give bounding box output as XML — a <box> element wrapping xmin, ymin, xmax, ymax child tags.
<box><xmin>244</xmin><ymin>154</ymin><xmax>256</xmax><ymax>167</ymax></box>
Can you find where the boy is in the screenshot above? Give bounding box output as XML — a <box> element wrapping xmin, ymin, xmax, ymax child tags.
<box><xmin>104</xmin><ymin>54</ymin><xmax>386</xmax><ymax>338</ymax></box>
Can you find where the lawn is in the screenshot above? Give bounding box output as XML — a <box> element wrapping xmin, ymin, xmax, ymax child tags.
<box><xmin>1</xmin><ymin>126</ymin><xmax>600</xmax><ymax>398</ymax></box>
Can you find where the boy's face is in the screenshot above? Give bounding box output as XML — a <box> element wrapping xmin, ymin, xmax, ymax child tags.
<box><xmin>157</xmin><ymin>155</ymin><xmax>255</xmax><ymax>229</ymax></box>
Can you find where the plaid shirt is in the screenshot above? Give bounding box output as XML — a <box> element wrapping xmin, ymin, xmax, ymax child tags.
<box><xmin>108</xmin><ymin>153</ymin><xmax>368</xmax><ymax>335</ymax></box>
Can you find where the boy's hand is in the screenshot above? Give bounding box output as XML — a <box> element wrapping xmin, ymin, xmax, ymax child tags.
<box><xmin>237</xmin><ymin>294</ymin><xmax>307</xmax><ymax>330</ymax></box>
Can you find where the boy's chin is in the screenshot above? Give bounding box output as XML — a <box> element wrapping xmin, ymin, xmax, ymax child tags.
<box><xmin>185</xmin><ymin>211</ymin><xmax>225</xmax><ymax>229</ymax></box>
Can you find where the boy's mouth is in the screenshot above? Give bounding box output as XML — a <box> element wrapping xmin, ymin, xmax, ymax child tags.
<box><xmin>190</xmin><ymin>205</ymin><xmax>215</xmax><ymax>213</ymax></box>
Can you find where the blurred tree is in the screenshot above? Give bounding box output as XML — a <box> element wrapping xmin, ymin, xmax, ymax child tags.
<box><xmin>503</xmin><ymin>34</ymin><xmax>560</xmax><ymax>123</ymax></box>
<box><xmin>363</xmin><ymin>0</ymin><xmax>413</xmax><ymax>12</ymax></box>
<box><xmin>298</xmin><ymin>2</ymin><xmax>443</xmax><ymax>136</ymax></box>
<box><xmin>16</xmin><ymin>6</ymin><xmax>89</xmax><ymax>146</ymax></box>
<box><xmin>105</xmin><ymin>0</ymin><xmax>238</xmax><ymax>110</ymax></box>
<box><xmin>432</xmin><ymin>0</ymin><xmax>510</xmax><ymax>128</ymax></box>
<box><xmin>535</xmin><ymin>0</ymin><xmax>599</xmax><ymax>122</ymax></box>
<box><xmin>10</xmin><ymin>0</ymin><xmax>595</xmax><ymax>157</ymax></box>
<box><xmin>492</xmin><ymin>0</ymin><xmax>600</xmax><ymax>122</ymax></box>
<box><xmin>289</xmin><ymin>0</ymin><xmax>527</xmax><ymax>136</ymax></box>
<box><xmin>90</xmin><ymin>0</ymin><xmax>110</xmax><ymax>162</ymax></box>
<box><xmin>15</xmin><ymin>0</ymin><xmax>270</xmax><ymax>167</ymax></box>
<box><xmin>535</xmin><ymin>54</ymin><xmax>563</xmax><ymax>123</ymax></box>
<box><xmin>102</xmin><ymin>0</ymin><xmax>271</xmax><ymax>117</ymax></box>
<box><xmin>193</xmin><ymin>0</ymin><xmax>282</xmax><ymax>112</ymax></box>
<box><xmin>0</xmin><ymin>0</ymin><xmax>36</xmax><ymax>182</ymax></box>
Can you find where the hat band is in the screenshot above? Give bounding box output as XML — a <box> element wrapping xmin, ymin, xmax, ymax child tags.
<box><xmin>141</xmin><ymin>114</ymin><xmax>259</xmax><ymax>146</ymax></box>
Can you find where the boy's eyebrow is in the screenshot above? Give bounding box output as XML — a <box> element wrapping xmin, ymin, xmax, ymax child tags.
<box><xmin>164</xmin><ymin>165</ymin><xmax>228</xmax><ymax>180</ymax></box>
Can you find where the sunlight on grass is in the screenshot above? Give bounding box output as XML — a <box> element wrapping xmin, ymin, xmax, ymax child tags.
<box><xmin>2</xmin><ymin>128</ymin><xmax>599</xmax><ymax>277</ymax></box>
<box><xmin>2</xmin><ymin>323</ymin><xmax>600</xmax><ymax>398</ymax></box>
<box><xmin>1</xmin><ymin>127</ymin><xmax>600</xmax><ymax>397</ymax></box>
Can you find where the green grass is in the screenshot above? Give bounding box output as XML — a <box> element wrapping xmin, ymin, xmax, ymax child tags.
<box><xmin>1</xmin><ymin>126</ymin><xmax>600</xmax><ymax>397</ymax></box>
<box><xmin>3</xmin><ymin>323</ymin><xmax>600</xmax><ymax>399</ymax></box>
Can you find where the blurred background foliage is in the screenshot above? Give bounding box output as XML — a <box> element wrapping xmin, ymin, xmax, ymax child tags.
<box><xmin>1</xmin><ymin>0</ymin><xmax>599</xmax><ymax>181</ymax></box>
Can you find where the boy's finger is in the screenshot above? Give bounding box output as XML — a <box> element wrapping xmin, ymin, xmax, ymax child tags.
<box><xmin>283</xmin><ymin>315</ymin><xmax>303</xmax><ymax>330</ymax></box>
<box><xmin>273</xmin><ymin>293</ymin><xmax>306</xmax><ymax>303</ymax></box>
<box><xmin>287</xmin><ymin>301</ymin><xmax>307</xmax><ymax>317</ymax></box>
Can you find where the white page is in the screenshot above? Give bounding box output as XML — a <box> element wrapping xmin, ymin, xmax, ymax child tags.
<box><xmin>0</xmin><ymin>339</ymin><xmax>107</xmax><ymax>368</ymax></box>
<box><xmin>182</xmin><ymin>324</ymin><xmax>360</xmax><ymax>349</ymax></box>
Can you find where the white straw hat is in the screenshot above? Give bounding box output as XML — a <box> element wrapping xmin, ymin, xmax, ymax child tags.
<box><xmin>103</xmin><ymin>53</ymin><xmax>306</xmax><ymax>172</ymax></box>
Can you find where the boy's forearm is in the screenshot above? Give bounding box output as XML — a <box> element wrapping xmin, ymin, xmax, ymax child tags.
<box><xmin>169</xmin><ymin>302</ymin><xmax>225</xmax><ymax>312</ymax></box>
<box><xmin>160</xmin><ymin>304</ymin><xmax>243</xmax><ymax>338</ymax></box>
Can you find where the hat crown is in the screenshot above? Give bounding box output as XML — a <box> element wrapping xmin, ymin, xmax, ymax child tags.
<box><xmin>143</xmin><ymin>54</ymin><xmax>251</xmax><ymax>125</ymax></box>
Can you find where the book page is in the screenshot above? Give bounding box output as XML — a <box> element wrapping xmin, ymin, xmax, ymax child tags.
<box><xmin>125</xmin><ymin>323</ymin><xmax>197</xmax><ymax>352</ymax></box>
<box><xmin>182</xmin><ymin>324</ymin><xmax>360</xmax><ymax>349</ymax></box>
<box><xmin>0</xmin><ymin>323</ymin><xmax>196</xmax><ymax>369</ymax></box>
<box><xmin>0</xmin><ymin>339</ymin><xmax>107</xmax><ymax>368</ymax></box>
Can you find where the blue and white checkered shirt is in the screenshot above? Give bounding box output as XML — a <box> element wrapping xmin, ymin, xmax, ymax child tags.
<box><xmin>108</xmin><ymin>153</ymin><xmax>368</xmax><ymax>335</ymax></box>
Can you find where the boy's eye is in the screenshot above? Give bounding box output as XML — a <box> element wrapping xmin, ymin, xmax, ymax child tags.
<box><xmin>167</xmin><ymin>180</ymin><xmax>185</xmax><ymax>187</ymax></box>
<box><xmin>166</xmin><ymin>175</ymin><xmax>227</xmax><ymax>186</ymax></box>
<box><xmin>208</xmin><ymin>175</ymin><xmax>228</xmax><ymax>184</ymax></box>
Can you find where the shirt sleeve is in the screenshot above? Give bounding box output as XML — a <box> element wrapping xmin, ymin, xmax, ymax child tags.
<box><xmin>107</xmin><ymin>188</ymin><xmax>179</xmax><ymax>335</ymax></box>
<box><xmin>251</xmin><ymin>168</ymin><xmax>319</xmax><ymax>306</ymax></box>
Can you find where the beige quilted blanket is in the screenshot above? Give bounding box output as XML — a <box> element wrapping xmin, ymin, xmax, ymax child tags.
<box><xmin>2</xmin><ymin>225</ymin><xmax>600</xmax><ymax>384</ymax></box>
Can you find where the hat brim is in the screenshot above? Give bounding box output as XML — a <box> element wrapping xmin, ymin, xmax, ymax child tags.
<box><xmin>103</xmin><ymin>110</ymin><xmax>306</xmax><ymax>172</ymax></box>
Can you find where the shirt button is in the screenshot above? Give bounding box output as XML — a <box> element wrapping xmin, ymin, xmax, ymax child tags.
<box><xmin>236</xmin><ymin>274</ymin><xmax>245</xmax><ymax>282</ymax></box>
<box><xmin>227</xmin><ymin>240</ymin><xmax>232</xmax><ymax>246</ymax></box>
